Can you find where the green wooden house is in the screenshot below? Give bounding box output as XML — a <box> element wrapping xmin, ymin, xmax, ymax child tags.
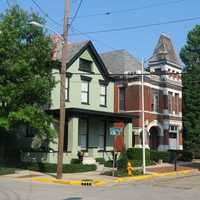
<box><xmin>20</xmin><ymin>40</ymin><xmax>133</xmax><ymax>164</ymax></box>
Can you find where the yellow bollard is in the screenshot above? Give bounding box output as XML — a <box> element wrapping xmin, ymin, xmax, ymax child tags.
<box><xmin>127</xmin><ymin>161</ymin><xmax>134</xmax><ymax>176</ymax></box>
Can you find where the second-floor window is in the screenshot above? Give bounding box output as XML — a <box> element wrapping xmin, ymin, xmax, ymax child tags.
<box><xmin>65</xmin><ymin>73</ymin><xmax>72</xmax><ymax>101</ymax></box>
<box><xmin>119</xmin><ymin>87</ymin><xmax>125</xmax><ymax>111</ymax></box>
<box><xmin>100</xmin><ymin>84</ymin><xmax>107</xmax><ymax>107</ymax></box>
<box><xmin>175</xmin><ymin>93</ymin><xmax>179</xmax><ymax>114</ymax></box>
<box><xmin>151</xmin><ymin>89</ymin><xmax>159</xmax><ymax>112</ymax></box>
<box><xmin>81</xmin><ymin>80</ymin><xmax>89</xmax><ymax>104</ymax></box>
<box><xmin>79</xmin><ymin>58</ymin><xmax>93</xmax><ymax>72</ymax></box>
<box><xmin>168</xmin><ymin>92</ymin><xmax>173</xmax><ymax>114</ymax></box>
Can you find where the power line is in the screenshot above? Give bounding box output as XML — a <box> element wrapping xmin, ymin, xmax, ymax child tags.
<box><xmin>28</xmin><ymin>0</ymin><xmax>116</xmax><ymax>52</ymax></box>
<box><xmin>30</xmin><ymin>0</ymin><xmax>62</xmax><ymax>27</ymax></box>
<box><xmin>71</xmin><ymin>26</ymin><xmax>116</xmax><ymax>50</ymax></box>
<box><xmin>70</xmin><ymin>0</ymin><xmax>83</xmax><ymax>27</ymax></box>
<box><xmin>70</xmin><ymin>15</ymin><xmax>200</xmax><ymax>36</ymax></box>
<box><xmin>70</xmin><ymin>0</ymin><xmax>186</xmax><ymax>19</ymax></box>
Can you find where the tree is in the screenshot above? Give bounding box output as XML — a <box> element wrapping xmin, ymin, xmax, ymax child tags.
<box><xmin>0</xmin><ymin>6</ymin><xmax>56</xmax><ymax>140</ymax></box>
<box><xmin>180</xmin><ymin>25</ymin><xmax>200</xmax><ymax>157</ymax></box>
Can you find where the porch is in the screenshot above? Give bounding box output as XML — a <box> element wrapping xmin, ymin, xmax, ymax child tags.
<box><xmin>47</xmin><ymin>108</ymin><xmax>133</xmax><ymax>163</ymax></box>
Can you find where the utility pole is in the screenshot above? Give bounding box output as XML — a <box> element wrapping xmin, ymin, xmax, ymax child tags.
<box><xmin>57</xmin><ymin>0</ymin><xmax>70</xmax><ymax>179</ymax></box>
<box><xmin>141</xmin><ymin>58</ymin><xmax>146</xmax><ymax>174</ymax></box>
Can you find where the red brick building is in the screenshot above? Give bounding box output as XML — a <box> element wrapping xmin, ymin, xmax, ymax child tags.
<box><xmin>101</xmin><ymin>34</ymin><xmax>183</xmax><ymax>151</ymax></box>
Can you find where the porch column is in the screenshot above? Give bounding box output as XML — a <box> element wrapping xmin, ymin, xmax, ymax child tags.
<box><xmin>162</xmin><ymin>120</ymin><xmax>169</xmax><ymax>150</ymax></box>
<box><xmin>164</xmin><ymin>129</ymin><xmax>169</xmax><ymax>148</ymax></box>
<box><xmin>68</xmin><ymin>117</ymin><xmax>79</xmax><ymax>157</ymax></box>
<box><xmin>124</xmin><ymin>122</ymin><xmax>132</xmax><ymax>149</ymax></box>
<box><xmin>158</xmin><ymin>136</ymin><xmax>165</xmax><ymax>151</ymax></box>
<box><xmin>145</xmin><ymin>129</ymin><xmax>150</xmax><ymax>149</ymax></box>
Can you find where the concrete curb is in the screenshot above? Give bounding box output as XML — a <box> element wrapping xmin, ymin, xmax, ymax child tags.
<box><xmin>29</xmin><ymin>169</ymin><xmax>195</xmax><ymax>187</ymax></box>
<box><xmin>115</xmin><ymin>169</ymin><xmax>195</xmax><ymax>183</ymax></box>
<box><xmin>31</xmin><ymin>177</ymin><xmax>107</xmax><ymax>187</ymax></box>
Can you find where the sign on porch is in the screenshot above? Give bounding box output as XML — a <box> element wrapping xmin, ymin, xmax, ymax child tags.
<box><xmin>109</xmin><ymin>127</ymin><xmax>122</xmax><ymax>136</ymax></box>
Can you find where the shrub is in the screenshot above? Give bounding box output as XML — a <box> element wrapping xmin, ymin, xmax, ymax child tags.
<box><xmin>24</xmin><ymin>162</ymin><xmax>56</xmax><ymax>172</ymax></box>
<box><xmin>178</xmin><ymin>150</ymin><xmax>193</xmax><ymax>162</ymax></box>
<box><xmin>63</xmin><ymin>164</ymin><xmax>97</xmax><ymax>173</ymax></box>
<box><xmin>113</xmin><ymin>169</ymin><xmax>127</xmax><ymax>177</ymax></box>
<box><xmin>127</xmin><ymin>148</ymin><xmax>150</xmax><ymax>161</ymax></box>
<box><xmin>16</xmin><ymin>162</ymin><xmax>97</xmax><ymax>173</ymax></box>
<box><xmin>95</xmin><ymin>158</ymin><xmax>105</xmax><ymax>164</ymax></box>
<box><xmin>117</xmin><ymin>147</ymin><xmax>128</xmax><ymax>170</ymax></box>
<box><xmin>71</xmin><ymin>159</ymin><xmax>81</xmax><ymax>164</ymax></box>
<box><xmin>192</xmin><ymin>148</ymin><xmax>200</xmax><ymax>159</ymax></box>
<box><xmin>102</xmin><ymin>169</ymin><xmax>142</xmax><ymax>177</ymax></box>
<box><xmin>129</xmin><ymin>160</ymin><xmax>155</xmax><ymax>167</ymax></box>
<box><xmin>0</xmin><ymin>167</ymin><xmax>15</xmax><ymax>175</ymax></box>
<box><xmin>150</xmin><ymin>150</ymin><xmax>170</xmax><ymax>163</ymax></box>
<box><xmin>104</xmin><ymin>160</ymin><xmax>113</xmax><ymax>168</ymax></box>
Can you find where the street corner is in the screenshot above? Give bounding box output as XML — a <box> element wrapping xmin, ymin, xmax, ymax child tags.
<box><xmin>30</xmin><ymin>176</ymin><xmax>108</xmax><ymax>187</ymax></box>
<box><xmin>8</xmin><ymin>167</ymin><xmax>197</xmax><ymax>188</ymax></box>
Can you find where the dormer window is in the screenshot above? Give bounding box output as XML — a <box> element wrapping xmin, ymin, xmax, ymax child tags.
<box><xmin>79</xmin><ymin>58</ymin><xmax>93</xmax><ymax>72</ymax></box>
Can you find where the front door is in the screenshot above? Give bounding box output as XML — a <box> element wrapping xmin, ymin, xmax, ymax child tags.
<box><xmin>149</xmin><ymin>126</ymin><xmax>159</xmax><ymax>150</ymax></box>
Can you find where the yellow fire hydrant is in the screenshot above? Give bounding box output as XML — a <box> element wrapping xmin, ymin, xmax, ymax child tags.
<box><xmin>127</xmin><ymin>161</ymin><xmax>133</xmax><ymax>176</ymax></box>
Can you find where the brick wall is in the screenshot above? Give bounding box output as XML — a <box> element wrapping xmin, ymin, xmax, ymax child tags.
<box><xmin>125</xmin><ymin>85</ymin><xmax>140</xmax><ymax>111</ymax></box>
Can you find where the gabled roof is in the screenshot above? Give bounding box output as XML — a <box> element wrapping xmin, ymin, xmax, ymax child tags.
<box><xmin>100</xmin><ymin>50</ymin><xmax>142</xmax><ymax>75</ymax></box>
<box><xmin>51</xmin><ymin>35</ymin><xmax>89</xmax><ymax>63</ymax></box>
<box><xmin>51</xmin><ymin>35</ymin><xmax>110</xmax><ymax>78</ymax></box>
<box><xmin>67</xmin><ymin>41</ymin><xmax>90</xmax><ymax>63</ymax></box>
<box><xmin>149</xmin><ymin>33</ymin><xmax>180</xmax><ymax>68</ymax></box>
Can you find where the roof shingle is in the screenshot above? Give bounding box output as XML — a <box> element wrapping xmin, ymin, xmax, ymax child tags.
<box><xmin>149</xmin><ymin>33</ymin><xmax>180</xmax><ymax>67</ymax></box>
<box><xmin>100</xmin><ymin>50</ymin><xmax>142</xmax><ymax>75</ymax></box>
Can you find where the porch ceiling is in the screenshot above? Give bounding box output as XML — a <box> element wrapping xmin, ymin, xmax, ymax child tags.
<box><xmin>50</xmin><ymin>108</ymin><xmax>137</xmax><ymax>122</ymax></box>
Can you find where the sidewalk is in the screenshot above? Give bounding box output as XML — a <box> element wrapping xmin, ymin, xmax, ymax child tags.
<box><xmin>3</xmin><ymin>161</ymin><xmax>199</xmax><ymax>187</ymax></box>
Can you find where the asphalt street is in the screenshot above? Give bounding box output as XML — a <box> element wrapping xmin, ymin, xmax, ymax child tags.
<box><xmin>0</xmin><ymin>173</ymin><xmax>200</xmax><ymax>200</ymax></box>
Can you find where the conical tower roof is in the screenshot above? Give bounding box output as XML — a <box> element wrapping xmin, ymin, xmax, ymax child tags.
<box><xmin>149</xmin><ymin>33</ymin><xmax>180</xmax><ymax>68</ymax></box>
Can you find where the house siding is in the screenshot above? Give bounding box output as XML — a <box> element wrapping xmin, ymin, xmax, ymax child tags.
<box><xmin>51</xmin><ymin>49</ymin><xmax>114</xmax><ymax>113</ymax></box>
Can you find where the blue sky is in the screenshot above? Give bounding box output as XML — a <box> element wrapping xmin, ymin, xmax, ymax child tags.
<box><xmin>1</xmin><ymin>0</ymin><xmax>200</xmax><ymax>61</ymax></box>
